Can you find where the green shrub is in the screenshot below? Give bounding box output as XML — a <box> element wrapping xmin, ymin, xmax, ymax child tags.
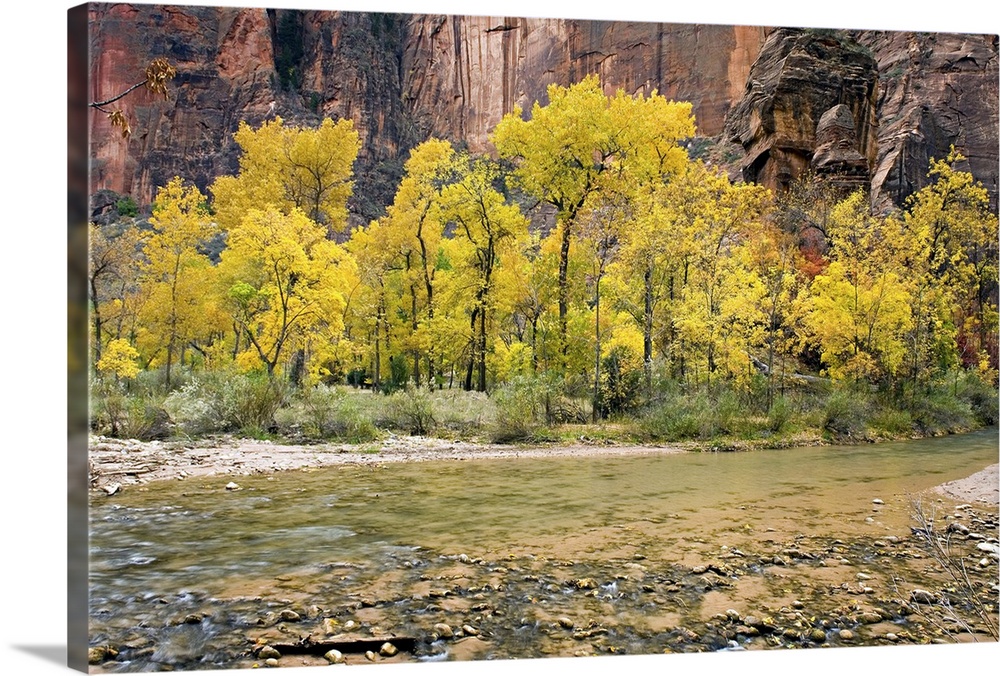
<box><xmin>429</xmin><ymin>389</ymin><xmax>494</xmax><ymax>434</ymax></box>
<box><xmin>767</xmin><ymin>395</ymin><xmax>792</xmax><ymax>433</ymax></box>
<box><xmin>91</xmin><ymin>378</ymin><xmax>169</xmax><ymax>440</ymax></box>
<box><xmin>908</xmin><ymin>390</ymin><xmax>973</xmax><ymax>435</ymax></box>
<box><xmin>955</xmin><ymin>372</ymin><xmax>999</xmax><ymax>426</ymax></box>
<box><xmin>386</xmin><ymin>387</ymin><xmax>436</xmax><ymax>435</ymax></box>
<box><xmin>115</xmin><ymin>196</ymin><xmax>139</xmax><ymax>218</ymax></box>
<box><xmin>869</xmin><ymin>407</ymin><xmax>914</xmax><ymax>437</ymax></box>
<box><xmin>822</xmin><ymin>389</ymin><xmax>871</xmax><ymax>439</ymax></box>
<box><xmin>490</xmin><ymin>375</ymin><xmax>548</xmax><ymax>442</ymax></box>
<box><xmin>165</xmin><ymin>370</ymin><xmax>288</xmax><ymax>436</ymax></box>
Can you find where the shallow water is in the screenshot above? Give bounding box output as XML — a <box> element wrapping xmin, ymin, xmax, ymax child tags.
<box><xmin>88</xmin><ymin>429</ymin><xmax>999</xmax><ymax>669</ymax></box>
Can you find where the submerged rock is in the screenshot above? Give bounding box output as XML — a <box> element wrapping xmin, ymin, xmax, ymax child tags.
<box><xmin>88</xmin><ymin>646</ymin><xmax>118</xmax><ymax>664</ymax></box>
<box><xmin>257</xmin><ymin>645</ymin><xmax>281</xmax><ymax>660</ymax></box>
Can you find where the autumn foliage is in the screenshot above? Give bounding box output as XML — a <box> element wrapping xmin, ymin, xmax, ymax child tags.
<box><xmin>89</xmin><ymin>78</ymin><xmax>998</xmax><ymax>441</ymax></box>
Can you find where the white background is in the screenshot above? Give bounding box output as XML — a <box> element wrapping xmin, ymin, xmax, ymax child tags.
<box><xmin>3</xmin><ymin>1</ymin><xmax>998</xmax><ymax>675</ymax></box>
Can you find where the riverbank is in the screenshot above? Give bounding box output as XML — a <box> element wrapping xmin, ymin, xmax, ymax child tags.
<box><xmin>934</xmin><ymin>463</ymin><xmax>999</xmax><ymax>505</ymax></box>
<box><xmin>88</xmin><ymin>432</ymin><xmax>999</xmax><ymax>505</ymax></box>
<box><xmin>87</xmin><ymin>434</ymin><xmax>689</xmax><ymax>493</ymax></box>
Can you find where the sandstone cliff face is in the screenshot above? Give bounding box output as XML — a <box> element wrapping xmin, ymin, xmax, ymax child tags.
<box><xmin>88</xmin><ymin>3</ymin><xmax>276</xmax><ymax>203</ymax></box>
<box><xmin>724</xmin><ymin>27</ymin><xmax>998</xmax><ymax>210</ymax></box>
<box><xmin>85</xmin><ymin>4</ymin><xmax>998</xmax><ymax>219</ymax></box>
<box><xmin>400</xmin><ymin>16</ymin><xmax>765</xmax><ymax>150</ymax></box>
<box><xmin>723</xmin><ymin>29</ymin><xmax>879</xmax><ymax>195</ymax></box>
<box><xmin>853</xmin><ymin>30</ymin><xmax>999</xmax><ymax>212</ymax></box>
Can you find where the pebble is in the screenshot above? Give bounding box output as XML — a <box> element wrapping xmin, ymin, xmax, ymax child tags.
<box><xmin>380</xmin><ymin>642</ymin><xmax>398</xmax><ymax>657</ymax></box>
<box><xmin>809</xmin><ymin>629</ymin><xmax>827</xmax><ymax>643</ymax></box>
<box><xmin>872</xmin><ymin>499</ymin><xmax>884</xmax><ymax>505</ymax></box>
<box><xmin>264</xmin><ymin>658</ymin><xmax>279</xmax><ymax>667</ymax></box>
<box><xmin>558</xmin><ymin>617</ymin><xmax>575</xmax><ymax>629</ymax></box>
<box><xmin>279</xmin><ymin>610</ymin><xmax>301</xmax><ymax>622</ymax></box>
<box><xmin>462</xmin><ymin>624</ymin><xmax>479</xmax><ymax>636</ymax></box>
<box><xmin>225</xmin><ymin>481</ymin><xmax>241</xmax><ymax>491</ymax></box>
<box><xmin>434</xmin><ymin>622</ymin><xmax>454</xmax><ymax>638</ymax></box>
<box><xmin>258</xmin><ymin>646</ymin><xmax>281</xmax><ymax>660</ymax></box>
<box><xmin>976</xmin><ymin>542</ymin><xmax>1000</xmax><ymax>555</ymax></box>
<box><xmin>365</xmin><ymin>651</ymin><xmax>376</xmax><ymax>662</ymax></box>
<box><xmin>911</xmin><ymin>589</ymin><xmax>937</xmax><ymax>604</ymax></box>
<box><xmin>324</xmin><ymin>649</ymin><xmax>345</xmax><ymax>664</ymax></box>
<box><xmin>839</xmin><ymin>629</ymin><xmax>855</xmax><ymax>640</ymax></box>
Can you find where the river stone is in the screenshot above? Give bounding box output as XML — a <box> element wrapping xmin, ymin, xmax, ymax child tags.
<box><xmin>434</xmin><ymin>623</ymin><xmax>454</xmax><ymax>638</ymax></box>
<box><xmin>88</xmin><ymin>646</ymin><xmax>118</xmax><ymax>664</ymax></box>
<box><xmin>575</xmin><ymin>578</ymin><xmax>598</xmax><ymax>589</ymax></box>
<box><xmin>365</xmin><ymin>650</ymin><xmax>376</xmax><ymax>661</ymax></box>
<box><xmin>839</xmin><ymin>629</ymin><xmax>855</xmax><ymax>640</ymax></box>
<box><xmin>782</xmin><ymin>628</ymin><xmax>801</xmax><ymax>640</ymax></box>
<box><xmin>264</xmin><ymin>658</ymin><xmax>279</xmax><ymax>667</ymax></box>
<box><xmin>976</xmin><ymin>542</ymin><xmax>1000</xmax><ymax>555</ymax></box>
<box><xmin>279</xmin><ymin>610</ymin><xmax>301</xmax><ymax>622</ymax></box>
<box><xmin>911</xmin><ymin>589</ymin><xmax>937</xmax><ymax>604</ymax></box>
<box><xmin>809</xmin><ymin>629</ymin><xmax>827</xmax><ymax>642</ymax></box>
<box><xmin>558</xmin><ymin>617</ymin><xmax>575</xmax><ymax>629</ymax></box>
<box><xmin>225</xmin><ymin>481</ymin><xmax>241</xmax><ymax>491</ymax></box>
<box><xmin>380</xmin><ymin>642</ymin><xmax>398</xmax><ymax>657</ymax></box>
<box><xmin>324</xmin><ymin>649</ymin><xmax>345</xmax><ymax>664</ymax></box>
<box><xmin>258</xmin><ymin>646</ymin><xmax>281</xmax><ymax>660</ymax></box>
<box><xmin>462</xmin><ymin>625</ymin><xmax>479</xmax><ymax>636</ymax></box>
<box><xmin>726</xmin><ymin>609</ymin><xmax>742</xmax><ymax>621</ymax></box>
<box><xmin>873</xmin><ymin>498</ymin><xmax>884</xmax><ymax>505</ymax></box>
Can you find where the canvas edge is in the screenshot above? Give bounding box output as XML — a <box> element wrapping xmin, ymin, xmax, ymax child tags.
<box><xmin>68</xmin><ymin>2</ymin><xmax>91</xmax><ymax>673</ymax></box>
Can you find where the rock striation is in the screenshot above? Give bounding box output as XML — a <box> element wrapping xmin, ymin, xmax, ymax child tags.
<box><xmin>852</xmin><ymin>30</ymin><xmax>999</xmax><ymax>212</ymax></box>
<box><xmin>723</xmin><ymin>29</ymin><xmax>879</xmax><ymax>195</ymax></box>
<box><xmin>85</xmin><ymin>4</ymin><xmax>998</xmax><ymax>219</ymax></box>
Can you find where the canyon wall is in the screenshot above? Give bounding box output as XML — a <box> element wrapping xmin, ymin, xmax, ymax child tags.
<box><xmin>85</xmin><ymin>4</ymin><xmax>998</xmax><ymax>221</ymax></box>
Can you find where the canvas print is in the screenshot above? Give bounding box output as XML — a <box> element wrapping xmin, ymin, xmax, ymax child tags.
<box><xmin>72</xmin><ymin>1</ymin><xmax>999</xmax><ymax>673</ymax></box>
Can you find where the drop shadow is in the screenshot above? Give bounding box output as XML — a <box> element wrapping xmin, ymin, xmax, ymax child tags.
<box><xmin>11</xmin><ymin>645</ymin><xmax>66</xmax><ymax>666</ymax></box>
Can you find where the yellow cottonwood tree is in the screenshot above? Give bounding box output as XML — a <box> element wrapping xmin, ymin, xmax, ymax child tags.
<box><xmin>211</xmin><ymin>116</ymin><xmax>360</xmax><ymax>234</ymax></box>
<box><xmin>219</xmin><ymin>207</ymin><xmax>351</xmax><ymax>376</ymax></box>
<box><xmin>377</xmin><ymin>139</ymin><xmax>459</xmax><ymax>387</ymax></box>
<box><xmin>138</xmin><ymin>177</ymin><xmax>218</xmax><ymax>387</ymax></box>
<box><xmin>902</xmin><ymin>149</ymin><xmax>999</xmax><ymax>378</ymax></box>
<box><xmin>440</xmin><ymin>155</ymin><xmax>530</xmax><ymax>391</ymax></box>
<box><xmin>492</xmin><ymin>75</ymin><xmax>694</xmax><ymax>372</ymax></box>
<box><xmin>805</xmin><ymin>190</ymin><xmax>914</xmax><ymax>383</ymax></box>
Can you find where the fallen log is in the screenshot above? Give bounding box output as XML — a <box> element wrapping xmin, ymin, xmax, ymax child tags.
<box><xmin>267</xmin><ymin>636</ymin><xmax>417</xmax><ymax>656</ymax></box>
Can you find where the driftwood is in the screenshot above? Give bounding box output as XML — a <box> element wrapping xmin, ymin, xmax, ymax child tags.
<box><xmin>268</xmin><ymin>636</ymin><xmax>417</xmax><ymax>656</ymax></box>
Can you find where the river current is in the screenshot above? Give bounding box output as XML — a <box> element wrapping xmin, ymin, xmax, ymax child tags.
<box><xmin>88</xmin><ymin>429</ymin><xmax>999</xmax><ymax>670</ymax></box>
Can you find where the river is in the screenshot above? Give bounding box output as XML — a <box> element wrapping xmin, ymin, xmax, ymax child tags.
<box><xmin>88</xmin><ymin>429</ymin><xmax>999</xmax><ymax>671</ymax></box>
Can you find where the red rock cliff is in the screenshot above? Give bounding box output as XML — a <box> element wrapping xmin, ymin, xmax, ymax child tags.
<box><xmin>84</xmin><ymin>4</ymin><xmax>997</xmax><ymax>219</ymax></box>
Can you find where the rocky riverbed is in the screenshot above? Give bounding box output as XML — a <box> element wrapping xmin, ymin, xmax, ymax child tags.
<box><xmin>86</xmin><ymin>434</ymin><xmax>999</xmax><ymax>671</ymax></box>
<box><xmin>89</xmin><ymin>503</ymin><xmax>999</xmax><ymax>671</ymax></box>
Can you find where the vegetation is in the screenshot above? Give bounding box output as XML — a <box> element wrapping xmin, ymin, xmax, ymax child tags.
<box><xmin>88</xmin><ymin>78</ymin><xmax>998</xmax><ymax>446</ymax></box>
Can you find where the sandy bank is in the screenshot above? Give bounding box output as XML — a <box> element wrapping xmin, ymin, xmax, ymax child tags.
<box><xmin>933</xmin><ymin>463</ymin><xmax>1000</xmax><ymax>506</ymax></box>
<box><xmin>87</xmin><ymin>434</ymin><xmax>684</xmax><ymax>493</ymax></box>
<box><xmin>88</xmin><ymin>435</ymin><xmax>1000</xmax><ymax>507</ymax></box>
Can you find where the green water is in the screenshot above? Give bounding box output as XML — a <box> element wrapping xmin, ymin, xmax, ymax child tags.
<box><xmin>87</xmin><ymin>429</ymin><xmax>998</xmax><ymax>667</ymax></box>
